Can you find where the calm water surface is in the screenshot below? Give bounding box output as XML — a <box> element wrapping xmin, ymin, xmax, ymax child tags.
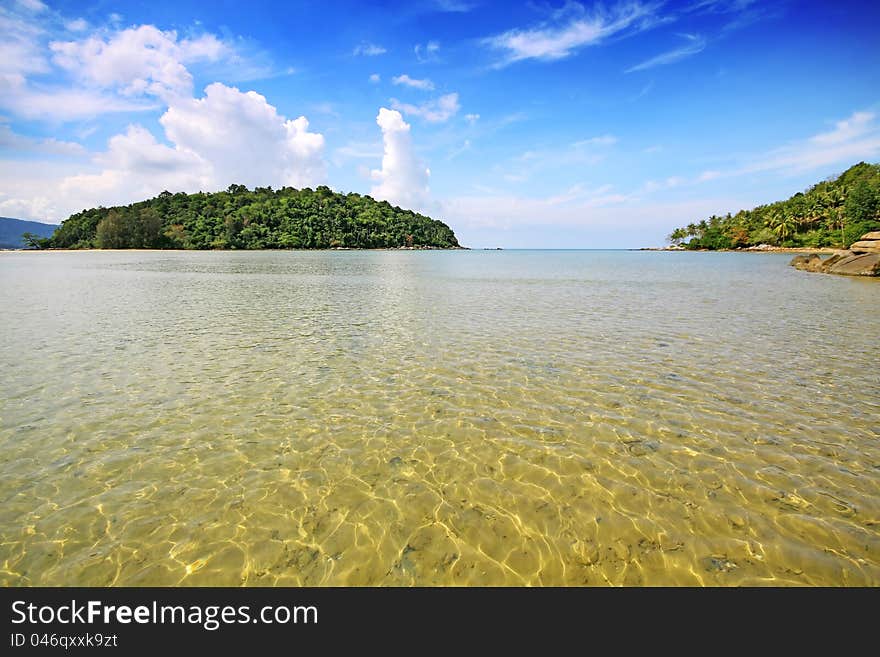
<box><xmin>1</xmin><ymin>250</ymin><xmax>878</xmax><ymax>586</ymax></box>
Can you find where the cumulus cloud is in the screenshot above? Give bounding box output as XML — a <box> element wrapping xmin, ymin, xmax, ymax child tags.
<box><xmin>390</xmin><ymin>92</ymin><xmax>460</xmax><ymax>122</ymax></box>
<box><xmin>370</xmin><ymin>108</ymin><xmax>429</xmax><ymax>209</ymax></box>
<box><xmin>160</xmin><ymin>82</ymin><xmax>325</xmax><ymax>189</ymax></box>
<box><xmin>50</xmin><ymin>26</ymin><xmax>229</xmax><ymax>99</ymax></box>
<box><xmin>369</xmin><ymin>73</ymin><xmax>381</xmax><ymax>83</ymax></box>
<box><xmin>57</xmin><ymin>125</ymin><xmax>210</xmax><ymax>206</ymax></box>
<box><xmin>392</xmin><ymin>74</ymin><xmax>435</xmax><ymax>90</ymax></box>
<box><xmin>2</xmin><ymin>83</ymin><xmax>327</xmax><ymax>221</ymax></box>
<box><xmin>484</xmin><ymin>1</ymin><xmax>662</xmax><ymax>66</ymax></box>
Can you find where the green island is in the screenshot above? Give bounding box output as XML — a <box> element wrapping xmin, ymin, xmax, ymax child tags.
<box><xmin>30</xmin><ymin>184</ymin><xmax>460</xmax><ymax>250</ymax></box>
<box><xmin>667</xmin><ymin>161</ymin><xmax>880</xmax><ymax>249</ymax></box>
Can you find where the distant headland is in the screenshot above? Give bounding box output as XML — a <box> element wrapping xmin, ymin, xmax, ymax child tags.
<box><xmin>664</xmin><ymin>162</ymin><xmax>880</xmax><ymax>252</ymax></box>
<box><xmin>28</xmin><ymin>185</ymin><xmax>461</xmax><ymax>251</ymax></box>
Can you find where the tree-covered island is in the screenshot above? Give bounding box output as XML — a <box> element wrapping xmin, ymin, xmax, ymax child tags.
<box><xmin>37</xmin><ymin>185</ymin><xmax>460</xmax><ymax>250</ymax></box>
<box><xmin>668</xmin><ymin>162</ymin><xmax>880</xmax><ymax>250</ymax></box>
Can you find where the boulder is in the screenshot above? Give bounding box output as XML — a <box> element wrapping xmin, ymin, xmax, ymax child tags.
<box><xmin>860</xmin><ymin>231</ymin><xmax>880</xmax><ymax>240</ymax></box>
<box><xmin>790</xmin><ymin>251</ymin><xmax>880</xmax><ymax>276</ymax></box>
<box><xmin>789</xmin><ymin>254</ymin><xmax>825</xmax><ymax>272</ymax></box>
<box><xmin>849</xmin><ymin>240</ymin><xmax>880</xmax><ymax>253</ymax></box>
<box><xmin>827</xmin><ymin>252</ymin><xmax>880</xmax><ymax>276</ymax></box>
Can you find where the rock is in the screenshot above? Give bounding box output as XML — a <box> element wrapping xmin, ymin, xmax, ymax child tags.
<box><xmin>827</xmin><ymin>252</ymin><xmax>880</xmax><ymax>276</ymax></box>
<box><xmin>790</xmin><ymin>251</ymin><xmax>880</xmax><ymax>277</ymax></box>
<box><xmin>820</xmin><ymin>253</ymin><xmax>845</xmax><ymax>269</ymax></box>
<box><xmin>789</xmin><ymin>254</ymin><xmax>825</xmax><ymax>273</ymax></box>
<box><xmin>860</xmin><ymin>231</ymin><xmax>880</xmax><ymax>240</ymax></box>
<box><xmin>849</xmin><ymin>240</ymin><xmax>880</xmax><ymax>253</ymax></box>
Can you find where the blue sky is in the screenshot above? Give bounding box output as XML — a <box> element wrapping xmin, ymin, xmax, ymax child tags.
<box><xmin>1</xmin><ymin>0</ymin><xmax>878</xmax><ymax>247</ymax></box>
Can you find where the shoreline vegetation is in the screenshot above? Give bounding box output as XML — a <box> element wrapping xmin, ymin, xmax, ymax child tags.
<box><xmin>665</xmin><ymin>162</ymin><xmax>880</xmax><ymax>251</ymax></box>
<box><xmin>25</xmin><ymin>184</ymin><xmax>461</xmax><ymax>251</ymax></box>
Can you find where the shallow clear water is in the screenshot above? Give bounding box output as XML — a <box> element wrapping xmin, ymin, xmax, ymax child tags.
<box><xmin>1</xmin><ymin>249</ymin><xmax>878</xmax><ymax>586</ymax></box>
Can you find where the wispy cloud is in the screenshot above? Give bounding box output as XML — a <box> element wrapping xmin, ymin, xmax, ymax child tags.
<box><xmin>483</xmin><ymin>1</ymin><xmax>664</xmax><ymax>67</ymax></box>
<box><xmin>432</xmin><ymin>0</ymin><xmax>477</xmax><ymax>12</ymax></box>
<box><xmin>391</xmin><ymin>92</ymin><xmax>460</xmax><ymax>122</ymax></box>
<box><xmin>638</xmin><ymin>110</ymin><xmax>880</xmax><ymax>192</ymax></box>
<box><xmin>353</xmin><ymin>42</ymin><xmax>386</xmax><ymax>56</ymax></box>
<box><xmin>625</xmin><ymin>33</ymin><xmax>706</xmax><ymax>72</ymax></box>
<box><xmin>686</xmin><ymin>0</ymin><xmax>779</xmax><ymax>32</ymax></box>
<box><xmin>742</xmin><ymin>110</ymin><xmax>880</xmax><ymax>175</ymax></box>
<box><xmin>500</xmin><ymin>135</ymin><xmax>617</xmax><ymax>182</ymax></box>
<box><xmin>0</xmin><ymin>123</ymin><xmax>85</xmax><ymax>156</ymax></box>
<box><xmin>392</xmin><ymin>74</ymin><xmax>435</xmax><ymax>90</ymax></box>
<box><xmin>414</xmin><ymin>41</ymin><xmax>440</xmax><ymax>62</ymax></box>
<box><xmin>447</xmin><ymin>139</ymin><xmax>471</xmax><ymax>160</ymax></box>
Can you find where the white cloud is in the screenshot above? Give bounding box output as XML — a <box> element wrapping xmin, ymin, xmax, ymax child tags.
<box><xmin>741</xmin><ymin>111</ymin><xmax>880</xmax><ymax>175</ymax></box>
<box><xmin>16</xmin><ymin>0</ymin><xmax>47</xmax><ymax>12</ymax></box>
<box><xmin>443</xmin><ymin>190</ymin><xmax>748</xmax><ymax>233</ymax></box>
<box><xmin>390</xmin><ymin>92</ymin><xmax>460</xmax><ymax>122</ymax></box>
<box><xmin>501</xmin><ymin>134</ymin><xmax>617</xmax><ymax>181</ymax></box>
<box><xmin>1</xmin><ymin>83</ymin><xmax>327</xmax><ymax>222</ymax></box>
<box><xmin>0</xmin><ymin>123</ymin><xmax>86</xmax><ymax>156</ymax></box>
<box><xmin>333</xmin><ymin>141</ymin><xmax>382</xmax><ymax>167</ymax></box>
<box><xmin>369</xmin><ymin>73</ymin><xmax>381</xmax><ymax>83</ymax></box>
<box><xmin>484</xmin><ymin>1</ymin><xmax>662</xmax><ymax>66</ymax></box>
<box><xmin>370</xmin><ymin>108</ymin><xmax>429</xmax><ymax>209</ymax></box>
<box><xmin>465</xmin><ymin>113</ymin><xmax>480</xmax><ymax>124</ymax></box>
<box><xmin>0</xmin><ymin>11</ymin><xmax>50</xmax><ymax>76</ymax></box>
<box><xmin>574</xmin><ymin>134</ymin><xmax>617</xmax><ymax>147</ymax></box>
<box><xmin>0</xmin><ymin>73</ymin><xmax>157</xmax><ymax>120</ymax></box>
<box><xmin>50</xmin><ymin>26</ymin><xmax>230</xmax><ymax>100</ymax></box>
<box><xmin>58</xmin><ymin>125</ymin><xmax>210</xmax><ymax>206</ymax></box>
<box><xmin>392</xmin><ymin>74</ymin><xmax>435</xmax><ymax>90</ymax></box>
<box><xmin>697</xmin><ymin>111</ymin><xmax>880</xmax><ymax>179</ymax></box>
<box><xmin>447</xmin><ymin>139</ymin><xmax>471</xmax><ymax>160</ymax></box>
<box><xmin>414</xmin><ymin>41</ymin><xmax>440</xmax><ymax>62</ymax></box>
<box><xmin>625</xmin><ymin>33</ymin><xmax>706</xmax><ymax>72</ymax></box>
<box><xmin>353</xmin><ymin>42</ymin><xmax>386</xmax><ymax>56</ymax></box>
<box><xmin>65</xmin><ymin>18</ymin><xmax>89</xmax><ymax>32</ymax></box>
<box><xmin>160</xmin><ymin>82</ymin><xmax>326</xmax><ymax>189</ymax></box>
<box><xmin>809</xmin><ymin>111</ymin><xmax>875</xmax><ymax>147</ymax></box>
<box><xmin>433</xmin><ymin>0</ymin><xmax>476</xmax><ymax>11</ymax></box>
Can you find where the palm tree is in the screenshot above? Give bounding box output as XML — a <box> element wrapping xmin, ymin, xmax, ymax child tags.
<box><xmin>824</xmin><ymin>187</ymin><xmax>847</xmax><ymax>247</ymax></box>
<box><xmin>767</xmin><ymin>209</ymin><xmax>796</xmax><ymax>243</ymax></box>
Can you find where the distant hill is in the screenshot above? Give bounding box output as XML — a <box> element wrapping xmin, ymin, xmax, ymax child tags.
<box><xmin>668</xmin><ymin>161</ymin><xmax>880</xmax><ymax>249</ymax></box>
<box><xmin>47</xmin><ymin>185</ymin><xmax>460</xmax><ymax>250</ymax></box>
<box><xmin>0</xmin><ymin>217</ymin><xmax>59</xmax><ymax>249</ymax></box>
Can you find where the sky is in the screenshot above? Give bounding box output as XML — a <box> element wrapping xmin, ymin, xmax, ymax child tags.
<box><xmin>1</xmin><ymin>0</ymin><xmax>879</xmax><ymax>248</ymax></box>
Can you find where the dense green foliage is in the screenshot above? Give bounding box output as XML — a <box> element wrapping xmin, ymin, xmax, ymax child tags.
<box><xmin>45</xmin><ymin>185</ymin><xmax>460</xmax><ymax>250</ymax></box>
<box><xmin>0</xmin><ymin>217</ymin><xmax>58</xmax><ymax>249</ymax></box>
<box><xmin>668</xmin><ymin>162</ymin><xmax>880</xmax><ymax>249</ymax></box>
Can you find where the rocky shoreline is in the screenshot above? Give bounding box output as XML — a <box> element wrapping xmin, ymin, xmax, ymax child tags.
<box><xmin>789</xmin><ymin>232</ymin><xmax>880</xmax><ymax>277</ymax></box>
<box><xmin>639</xmin><ymin>245</ymin><xmax>838</xmax><ymax>254</ymax></box>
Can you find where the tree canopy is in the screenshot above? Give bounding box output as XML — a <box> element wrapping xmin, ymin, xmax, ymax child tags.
<box><xmin>667</xmin><ymin>162</ymin><xmax>880</xmax><ymax>250</ymax></box>
<box><xmin>44</xmin><ymin>185</ymin><xmax>460</xmax><ymax>250</ymax></box>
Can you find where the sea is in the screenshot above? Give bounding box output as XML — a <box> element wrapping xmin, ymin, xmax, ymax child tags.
<box><xmin>1</xmin><ymin>249</ymin><xmax>878</xmax><ymax>585</ymax></box>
